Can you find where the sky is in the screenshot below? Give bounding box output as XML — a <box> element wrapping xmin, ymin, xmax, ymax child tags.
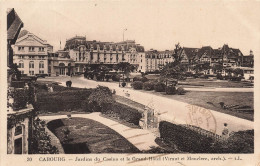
<box><xmin>5</xmin><ymin>0</ymin><xmax>260</xmax><ymax>55</ymax></box>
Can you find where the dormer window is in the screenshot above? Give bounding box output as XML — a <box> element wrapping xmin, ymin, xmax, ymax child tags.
<box><xmin>29</xmin><ymin>47</ymin><xmax>35</xmax><ymax>52</ymax></box>
<box><xmin>18</xmin><ymin>47</ymin><xmax>24</xmax><ymax>51</ymax></box>
<box><xmin>39</xmin><ymin>47</ymin><xmax>44</xmax><ymax>52</ymax></box>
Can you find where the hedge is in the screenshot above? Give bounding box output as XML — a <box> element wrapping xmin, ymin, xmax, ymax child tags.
<box><xmin>132</xmin><ymin>81</ymin><xmax>143</xmax><ymax>90</ymax></box>
<box><xmin>154</xmin><ymin>82</ymin><xmax>166</xmax><ymax>92</ymax></box>
<box><xmin>111</xmin><ymin>74</ymin><xmax>120</xmax><ymax>81</ymax></box>
<box><xmin>143</xmin><ymin>81</ymin><xmax>155</xmax><ymax>91</ymax></box>
<box><xmin>159</xmin><ymin>121</ymin><xmax>254</xmax><ymax>153</ymax></box>
<box><xmin>159</xmin><ymin>121</ymin><xmax>214</xmax><ymax>153</ymax></box>
<box><xmin>36</xmin><ymin>89</ymin><xmax>92</xmax><ymax>114</ymax></box>
<box><xmin>165</xmin><ymin>86</ymin><xmax>176</xmax><ymax>95</ymax></box>
<box><xmin>103</xmin><ymin>102</ymin><xmax>142</xmax><ymax>125</ymax></box>
<box><xmin>133</xmin><ymin>76</ymin><xmax>148</xmax><ymax>82</ymax></box>
<box><xmin>176</xmin><ymin>87</ymin><xmax>186</xmax><ymax>95</ymax></box>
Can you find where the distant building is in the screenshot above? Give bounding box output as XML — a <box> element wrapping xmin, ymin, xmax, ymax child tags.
<box><xmin>13</xmin><ymin>30</ymin><xmax>52</xmax><ymax>76</ymax></box>
<box><xmin>178</xmin><ymin>44</ymin><xmax>244</xmax><ymax>68</ymax></box>
<box><xmin>144</xmin><ymin>49</ymin><xmax>174</xmax><ymax>72</ymax></box>
<box><xmin>48</xmin><ymin>50</ymin><xmax>75</xmax><ymax>76</ymax></box>
<box><xmin>64</xmin><ymin>36</ymin><xmax>145</xmax><ymax>72</ymax></box>
<box><xmin>242</xmin><ymin>50</ymin><xmax>254</xmax><ymax>68</ymax></box>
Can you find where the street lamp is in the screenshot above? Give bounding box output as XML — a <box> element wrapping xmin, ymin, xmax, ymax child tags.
<box><xmin>123</xmin><ymin>28</ymin><xmax>127</xmax><ymax>41</ymax></box>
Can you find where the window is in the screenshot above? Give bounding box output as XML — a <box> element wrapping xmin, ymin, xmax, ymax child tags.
<box><xmin>39</xmin><ymin>61</ymin><xmax>44</xmax><ymax>68</ymax></box>
<box><xmin>29</xmin><ymin>70</ymin><xmax>34</xmax><ymax>75</ymax></box>
<box><xmin>39</xmin><ymin>47</ymin><xmax>45</xmax><ymax>52</ymax></box>
<box><xmin>39</xmin><ymin>70</ymin><xmax>44</xmax><ymax>74</ymax></box>
<box><xmin>18</xmin><ymin>47</ymin><xmax>24</xmax><ymax>51</ymax></box>
<box><xmin>29</xmin><ymin>56</ymin><xmax>34</xmax><ymax>59</ymax></box>
<box><xmin>18</xmin><ymin>61</ymin><xmax>24</xmax><ymax>68</ymax></box>
<box><xmin>29</xmin><ymin>47</ymin><xmax>35</xmax><ymax>52</ymax></box>
<box><xmin>14</xmin><ymin>125</ymin><xmax>24</xmax><ymax>154</ymax></box>
<box><xmin>29</xmin><ymin>61</ymin><xmax>34</xmax><ymax>68</ymax></box>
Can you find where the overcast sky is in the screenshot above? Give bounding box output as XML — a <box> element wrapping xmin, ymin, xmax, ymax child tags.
<box><xmin>6</xmin><ymin>0</ymin><xmax>260</xmax><ymax>55</ymax></box>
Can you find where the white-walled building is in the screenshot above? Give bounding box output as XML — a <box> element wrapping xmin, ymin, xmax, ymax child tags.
<box><xmin>65</xmin><ymin>36</ymin><xmax>145</xmax><ymax>72</ymax></box>
<box><xmin>13</xmin><ymin>30</ymin><xmax>51</xmax><ymax>76</ymax></box>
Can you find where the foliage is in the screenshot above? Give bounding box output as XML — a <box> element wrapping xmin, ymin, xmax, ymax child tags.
<box><xmin>31</xmin><ymin>117</ymin><xmax>59</xmax><ymax>154</ymax></box>
<box><xmin>83</xmin><ymin>86</ymin><xmax>114</xmax><ymax>112</ymax></box>
<box><xmin>159</xmin><ymin>121</ymin><xmax>214</xmax><ymax>153</ymax></box>
<box><xmin>154</xmin><ymin>82</ymin><xmax>166</xmax><ymax>92</ymax></box>
<box><xmin>111</xmin><ymin>74</ymin><xmax>120</xmax><ymax>82</ymax></box>
<box><xmin>216</xmin><ymin>73</ymin><xmax>223</xmax><ymax>80</ymax></box>
<box><xmin>133</xmin><ymin>76</ymin><xmax>148</xmax><ymax>82</ymax></box>
<box><xmin>210</xmin><ymin>130</ymin><xmax>254</xmax><ymax>153</ymax></box>
<box><xmin>176</xmin><ymin>87</ymin><xmax>186</xmax><ymax>95</ymax></box>
<box><xmin>10</xmin><ymin>88</ymin><xmax>30</xmax><ymax>110</ymax></box>
<box><xmin>36</xmin><ymin>88</ymin><xmax>92</xmax><ymax>114</ymax></box>
<box><xmin>212</xmin><ymin>64</ymin><xmax>223</xmax><ymax>73</ymax></box>
<box><xmin>165</xmin><ymin>86</ymin><xmax>176</xmax><ymax>95</ymax></box>
<box><xmin>66</xmin><ymin>81</ymin><xmax>72</xmax><ymax>87</ymax></box>
<box><xmin>121</xmin><ymin>82</ymin><xmax>126</xmax><ymax>87</ymax></box>
<box><xmin>143</xmin><ymin>81</ymin><xmax>155</xmax><ymax>91</ymax></box>
<box><xmin>103</xmin><ymin>102</ymin><xmax>142</xmax><ymax>126</ymax></box>
<box><xmin>159</xmin><ymin>121</ymin><xmax>254</xmax><ymax>153</ymax></box>
<box><xmin>8</xmin><ymin>63</ymin><xmax>21</xmax><ymax>81</ymax></box>
<box><xmin>132</xmin><ymin>81</ymin><xmax>143</xmax><ymax>90</ymax></box>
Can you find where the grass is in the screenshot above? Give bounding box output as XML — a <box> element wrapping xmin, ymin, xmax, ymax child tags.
<box><xmin>141</xmin><ymin>89</ymin><xmax>254</xmax><ymax>121</ymax></box>
<box><xmin>47</xmin><ymin>118</ymin><xmax>140</xmax><ymax>153</ymax></box>
<box><xmin>179</xmin><ymin>78</ymin><xmax>253</xmax><ymax>88</ymax></box>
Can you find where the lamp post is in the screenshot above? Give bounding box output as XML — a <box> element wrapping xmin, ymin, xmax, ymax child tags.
<box><xmin>123</xmin><ymin>28</ymin><xmax>127</xmax><ymax>41</ymax></box>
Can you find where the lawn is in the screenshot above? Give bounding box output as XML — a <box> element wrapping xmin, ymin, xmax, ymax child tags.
<box><xmin>47</xmin><ymin>118</ymin><xmax>140</xmax><ymax>153</ymax></box>
<box><xmin>138</xmin><ymin>90</ymin><xmax>254</xmax><ymax>121</ymax></box>
<box><xmin>179</xmin><ymin>78</ymin><xmax>253</xmax><ymax>88</ymax></box>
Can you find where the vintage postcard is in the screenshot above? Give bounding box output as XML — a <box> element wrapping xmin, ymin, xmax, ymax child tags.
<box><xmin>0</xmin><ymin>0</ymin><xmax>259</xmax><ymax>166</ymax></box>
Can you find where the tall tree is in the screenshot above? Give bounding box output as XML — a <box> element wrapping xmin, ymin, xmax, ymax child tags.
<box><xmin>160</xmin><ymin>43</ymin><xmax>186</xmax><ymax>85</ymax></box>
<box><xmin>116</xmin><ymin>62</ymin><xmax>135</xmax><ymax>81</ymax></box>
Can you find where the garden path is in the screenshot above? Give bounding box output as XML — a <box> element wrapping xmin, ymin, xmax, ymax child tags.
<box><xmin>40</xmin><ymin>112</ymin><xmax>158</xmax><ymax>151</ymax></box>
<box><xmin>39</xmin><ymin>76</ymin><xmax>254</xmax><ymax>135</ymax></box>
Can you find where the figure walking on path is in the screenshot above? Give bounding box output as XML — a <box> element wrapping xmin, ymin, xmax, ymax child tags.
<box><xmin>222</xmin><ymin>123</ymin><xmax>229</xmax><ymax>139</ymax></box>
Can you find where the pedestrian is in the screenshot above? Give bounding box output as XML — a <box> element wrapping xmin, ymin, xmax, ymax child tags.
<box><xmin>222</xmin><ymin>123</ymin><xmax>229</xmax><ymax>140</ymax></box>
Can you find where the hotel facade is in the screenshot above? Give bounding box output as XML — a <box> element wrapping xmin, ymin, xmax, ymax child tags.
<box><xmin>64</xmin><ymin>36</ymin><xmax>145</xmax><ymax>73</ymax></box>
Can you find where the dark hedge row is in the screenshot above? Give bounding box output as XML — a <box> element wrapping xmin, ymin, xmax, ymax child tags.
<box><xmin>159</xmin><ymin>121</ymin><xmax>254</xmax><ymax>153</ymax></box>
<box><xmin>103</xmin><ymin>102</ymin><xmax>142</xmax><ymax>126</ymax></box>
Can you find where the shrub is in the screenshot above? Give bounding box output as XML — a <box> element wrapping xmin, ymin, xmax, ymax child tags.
<box><xmin>216</xmin><ymin>73</ymin><xmax>223</xmax><ymax>80</ymax></box>
<box><xmin>165</xmin><ymin>86</ymin><xmax>176</xmax><ymax>95</ymax></box>
<box><xmin>103</xmin><ymin>102</ymin><xmax>142</xmax><ymax>125</ymax></box>
<box><xmin>133</xmin><ymin>76</ymin><xmax>148</xmax><ymax>82</ymax></box>
<box><xmin>111</xmin><ymin>74</ymin><xmax>120</xmax><ymax>81</ymax></box>
<box><xmin>143</xmin><ymin>81</ymin><xmax>155</xmax><ymax>91</ymax></box>
<box><xmin>132</xmin><ymin>81</ymin><xmax>143</xmax><ymax>90</ymax></box>
<box><xmin>66</xmin><ymin>81</ymin><xmax>72</xmax><ymax>87</ymax></box>
<box><xmin>10</xmin><ymin>89</ymin><xmax>30</xmax><ymax>110</ymax></box>
<box><xmin>36</xmin><ymin>89</ymin><xmax>92</xmax><ymax>114</ymax></box>
<box><xmin>133</xmin><ymin>77</ymin><xmax>141</xmax><ymax>82</ymax></box>
<box><xmin>230</xmin><ymin>76</ymin><xmax>242</xmax><ymax>81</ymax></box>
<box><xmin>211</xmin><ymin>130</ymin><xmax>254</xmax><ymax>153</ymax></box>
<box><xmin>121</xmin><ymin>82</ymin><xmax>126</xmax><ymax>87</ymax></box>
<box><xmin>159</xmin><ymin>121</ymin><xmax>214</xmax><ymax>153</ymax></box>
<box><xmin>83</xmin><ymin>86</ymin><xmax>114</xmax><ymax>112</ymax></box>
<box><xmin>154</xmin><ymin>82</ymin><xmax>166</xmax><ymax>92</ymax></box>
<box><xmin>31</xmin><ymin>118</ymin><xmax>59</xmax><ymax>154</ymax></box>
<box><xmin>176</xmin><ymin>87</ymin><xmax>186</xmax><ymax>95</ymax></box>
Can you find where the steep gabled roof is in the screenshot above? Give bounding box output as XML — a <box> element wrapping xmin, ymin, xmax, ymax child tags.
<box><xmin>182</xmin><ymin>47</ymin><xmax>199</xmax><ymax>60</ymax></box>
<box><xmin>197</xmin><ymin>46</ymin><xmax>214</xmax><ymax>59</ymax></box>
<box><xmin>7</xmin><ymin>8</ymin><xmax>24</xmax><ymax>42</ymax></box>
